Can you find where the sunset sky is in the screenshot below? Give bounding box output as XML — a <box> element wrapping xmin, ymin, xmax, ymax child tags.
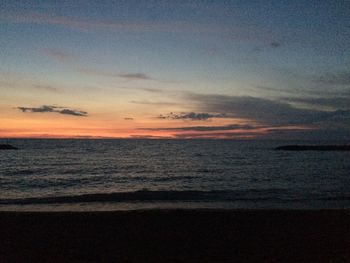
<box><xmin>1</xmin><ymin>0</ymin><xmax>349</xmax><ymax>139</ymax></box>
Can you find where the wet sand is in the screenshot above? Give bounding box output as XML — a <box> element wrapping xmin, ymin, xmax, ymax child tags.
<box><xmin>1</xmin><ymin>209</ymin><xmax>350</xmax><ymax>262</ymax></box>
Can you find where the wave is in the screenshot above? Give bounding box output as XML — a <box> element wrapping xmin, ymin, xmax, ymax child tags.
<box><xmin>0</xmin><ymin>190</ymin><xmax>277</xmax><ymax>204</ymax></box>
<box><xmin>2</xmin><ymin>190</ymin><xmax>349</xmax><ymax>205</ymax></box>
<box><xmin>3</xmin><ymin>169</ymin><xmax>36</xmax><ymax>176</ymax></box>
<box><xmin>0</xmin><ymin>190</ymin><xmax>225</xmax><ymax>204</ymax></box>
<box><xmin>0</xmin><ymin>189</ymin><xmax>312</xmax><ymax>205</ymax></box>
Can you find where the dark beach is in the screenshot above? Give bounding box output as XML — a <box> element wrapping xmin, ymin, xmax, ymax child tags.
<box><xmin>1</xmin><ymin>209</ymin><xmax>350</xmax><ymax>262</ymax></box>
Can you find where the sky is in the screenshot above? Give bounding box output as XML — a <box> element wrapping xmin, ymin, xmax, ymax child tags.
<box><xmin>0</xmin><ymin>0</ymin><xmax>349</xmax><ymax>139</ymax></box>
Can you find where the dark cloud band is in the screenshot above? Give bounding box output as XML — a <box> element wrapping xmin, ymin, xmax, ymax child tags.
<box><xmin>157</xmin><ymin>112</ymin><xmax>227</xmax><ymax>121</ymax></box>
<box><xmin>186</xmin><ymin>93</ymin><xmax>350</xmax><ymax>126</ymax></box>
<box><xmin>17</xmin><ymin>105</ymin><xmax>88</xmax><ymax>117</ymax></box>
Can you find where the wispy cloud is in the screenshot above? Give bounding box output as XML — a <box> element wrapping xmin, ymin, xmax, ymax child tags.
<box><xmin>140</xmin><ymin>124</ymin><xmax>259</xmax><ymax>131</ymax></box>
<box><xmin>42</xmin><ymin>50</ymin><xmax>156</xmax><ymax>83</ymax></box>
<box><xmin>253</xmin><ymin>72</ymin><xmax>350</xmax><ymax>99</ymax></box>
<box><xmin>131</xmin><ymin>100</ymin><xmax>177</xmax><ymax>106</ymax></box>
<box><xmin>282</xmin><ymin>97</ymin><xmax>350</xmax><ymax>110</ymax></box>
<box><xmin>17</xmin><ymin>105</ymin><xmax>88</xmax><ymax>117</ymax></box>
<box><xmin>157</xmin><ymin>112</ymin><xmax>228</xmax><ymax>121</ymax></box>
<box><xmin>124</xmin><ymin>117</ymin><xmax>134</xmax><ymax>120</ymax></box>
<box><xmin>315</xmin><ymin>72</ymin><xmax>350</xmax><ymax>85</ymax></box>
<box><xmin>44</xmin><ymin>49</ymin><xmax>74</xmax><ymax>62</ymax></box>
<box><xmin>254</xmin><ymin>84</ymin><xmax>350</xmax><ymax>101</ymax></box>
<box><xmin>139</xmin><ymin>123</ymin><xmax>314</xmax><ymax>139</ymax></box>
<box><xmin>118</xmin><ymin>73</ymin><xmax>151</xmax><ymax>81</ymax></box>
<box><xmin>173</xmin><ymin>132</ymin><xmax>257</xmax><ymax>139</ymax></box>
<box><xmin>1</xmin><ymin>11</ymin><xmax>278</xmax><ymax>45</ymax></box>
<box><xmin>171</xmin><ymin>125</ymin><xmax>318</xmax><ymax>139</ymax></box>
<box><xmin>32</xmin><ymin>84</ymin><xmax>60</xmax><ymax>93</ymax></box>
<box><xmin>129</xmin><ymin>135</ymin><xmax>171</xmax><ymax>139</ymax></box>
<box><xmin>78</xmin><ymin>68</ymin><xmax>155</xmax><ymax>82</ymax></box>
<box><xmin>1</xmin><ymin>12</ymin><xmax>195</xmax><ymax>32</ymax></box>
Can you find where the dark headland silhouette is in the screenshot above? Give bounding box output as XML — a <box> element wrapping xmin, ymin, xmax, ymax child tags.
<box><xmin>275</xmin><ymin>145</ymin><xmax>350</xmax><ymax>151</ymax></box>
<box><xmin>0</xmin><ymin>144</ymin><xmax>18</xmax><ymax>150</ymax></box>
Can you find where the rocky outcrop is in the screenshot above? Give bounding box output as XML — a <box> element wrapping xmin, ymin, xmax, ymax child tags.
<box><xmin>0</xmin><ymin>144</ymin><xmax>18</xmax><ymax>150</ymax></box>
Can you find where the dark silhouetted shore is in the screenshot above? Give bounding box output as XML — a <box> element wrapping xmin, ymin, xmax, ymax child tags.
<box><xmin>0</xmin><ymin>144</ymin><xmax>17</xmax><ymax>150</ymax></box>
<box><xmin>275</xmin><ymin>145</ymin><xmax>350</xmax><ymax>151</ymax></box>
<box><xmin>1</xmin><ymin>209</ymin><xmax>350</xmax><ymax>262</ymax></box>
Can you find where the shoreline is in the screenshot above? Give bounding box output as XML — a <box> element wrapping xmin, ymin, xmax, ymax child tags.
<box><xmin>1</xmin><ymin>209</ymin><xmax>350</xmax><ymax>262</ymax></box>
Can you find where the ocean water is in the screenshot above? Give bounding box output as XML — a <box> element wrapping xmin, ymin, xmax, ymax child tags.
<box><xmin>1</xmin><ymin>139</ymin><xmax>350</xmax><ymax>211</ymax></box>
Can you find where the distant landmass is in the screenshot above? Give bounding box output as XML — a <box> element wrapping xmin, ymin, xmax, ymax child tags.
<box><xmin>275</xmin><ymin>145</ymin><xmax>350</xmax><ymax>151</ymax></box>
<box><xmin>0</xmin><ymin>144</ymin><xmax>18</xmax><ymax>150</ymax></box>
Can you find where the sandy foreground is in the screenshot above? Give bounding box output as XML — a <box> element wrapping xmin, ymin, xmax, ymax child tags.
<box><xmin>0</xmin><ymin>209</ymin><xmax>349</xmax><ymax>262</ymax></box>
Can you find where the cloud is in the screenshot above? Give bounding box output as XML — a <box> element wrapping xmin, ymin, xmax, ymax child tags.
<box><xmin>315</xmin><ymin>72</ymin><xmax>350</xmax><ymax>85</ymax></box>
<box><xmin>129</xmin><ymin>135</ymin><xmax>171</xmax><ymax>139</ymax></box>
<box><xmin>17</xmin><ymin>105</ymin><xmax>88</xmax><ymax>117</ymax></box>
<box><xmin>79</xmin><ymin>68</ymin><xmax>155</xmax><ymax>82</ymax></box>
<box><xmin>173</xmin><ymin>132</ymin><xmax>256</xmax><ymax>139</ymax></box>
<box><xmin>32</xmin><ymin>84</ymin><xmax>60</xmax><ymax>93</ymax></box>
<box><xmin>282</xmin><ymin>97</ymin><xmax>350</xmax><ymax>110</ymax></box>
<box><xmin>270</xmin><ymin>41</ymin><xmax>281</xmax><ymax>48</ymax></box>
<box><xmin>79</xmin><ymin>68</ymin><xmax>161</xmax><ymax>91</ymax></box>
<box><xmin>185</xmin><ymin>93</ymin><xmax>350</xmax><ymax>126</ymax></box>
<box><xmin>254</xmin><ymin>72</ymin><xmax>350</xmax><ymax>98</ymax></box>
<box><xmin>169</xmin><ymin>125</ymin><xmax>326</xmax><ymax>139</ymax></box>
<box><xmin>157</xmin><ymin>112</ymin><xmax>227</xmax><ymax>121</ymax></box>
<box><xmin>110</xmin><ymin>86</ymin><xmax>161</xmax><ymax>93</ymax></box>
<box><xmin>140</xmin><ymin>124</ymin><xmax>259</xmax><ymax>131</ymax></box>
<box><xmin>1</xmin><ymin>12</ymin><xmax>277</xmax><ymax>45</ymax></box>
<box><xmin>130</xmin><ymin>87</ymin><xmax>161</xmax><ymax>93</ymax></box>
<box><xmin>59</xmin><ymin>109</ymin><xmax>88</xmax><ymax>116</ymax></box>
<box><xmin>118</xmin><ymin>73</ymin><xmax>151</xmax><ymax>81</ymax></box>
<box><xmin>99</xmin><ymin>86</ymin><xmax>161</xmax><ymax>93</ymax></box>
<box><xmin>131</xmin><ymin>100</ymin><xmax>177</xmax><ymax>106</ymax></box>
<box><xmin>43</xmin><ymin>51</ymin><xmax>157</xmax><ymax>84</ymax></box>
<box><xmin>140</xmin><ymin>123</ymin><xmax>316</xmax><ymax>139</ymax></box>
<box><xmin>44</xmin><ymin>49</ymin><xmax>74</xmax><ymax>62</ymax></box>
<box><xmin>124</xmin><ymin>117</ymin><xmax>134</xmax><ymax>120</ymax></box>
<box><xmin>254</xmin><ymin>85</ymin><xmax>350</xmax><ymax>103</ymax></box>
<box><xmin>18</xmin><ymin>105</ymin><xmax>55</xmax><ymax>113</ymax></box>
<box><xmin>1</xmin><ymin>12</ymin><xmax>195</xmax><ymax>32</ymax></box>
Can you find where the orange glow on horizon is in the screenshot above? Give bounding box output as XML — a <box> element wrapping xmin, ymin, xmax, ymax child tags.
<box><xmin>0</xmin><ymin>123</ymin><xmax>312</xmax><ymax>139</ymax></box>
<box><xmin>0</xmin><ymin>107</ymin><xmax>312</xmax><ymax>139</ymax></box>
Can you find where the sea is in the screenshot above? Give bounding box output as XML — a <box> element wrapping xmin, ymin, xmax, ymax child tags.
<box><xmin>1</xmin><ymin>139</ymin><xmax>350</xmax><ymax>211</ymax></box>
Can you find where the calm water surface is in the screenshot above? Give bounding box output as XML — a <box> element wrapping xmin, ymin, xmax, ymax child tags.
<box><xmin>1</xmin><ymin>139</ymin><xmax>349</xmax><ymax>210</ymax></box>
